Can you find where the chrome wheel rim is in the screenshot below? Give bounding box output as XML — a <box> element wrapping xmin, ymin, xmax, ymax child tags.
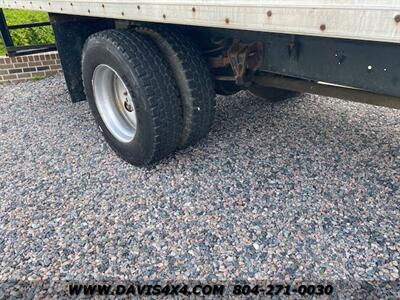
<box><xmin>92</xmin><ymin>64</ymin><xmax>137</xmax><ymax>143</ymax></box>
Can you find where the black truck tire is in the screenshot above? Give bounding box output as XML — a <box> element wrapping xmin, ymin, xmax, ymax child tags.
<box><xmin>135</xmin><ymin>25</ymin><xmax>216</xmax><ymax>149</ymax></box>
<box><xmin>82</xmin><ymin>29</ymin><xmax>183</xmax><ymax>167</ymax></box>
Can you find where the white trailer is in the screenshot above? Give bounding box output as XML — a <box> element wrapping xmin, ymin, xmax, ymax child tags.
<box><xmin>0</xmin><ymin>1</ymin><xmax>399</xmax><ymax>166</ymax></box>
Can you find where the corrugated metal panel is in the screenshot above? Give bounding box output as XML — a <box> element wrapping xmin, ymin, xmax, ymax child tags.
<box><xmin>1</xmin><ymin>0</ymin><xmax>399</xmax><ymax>43</ymax></box>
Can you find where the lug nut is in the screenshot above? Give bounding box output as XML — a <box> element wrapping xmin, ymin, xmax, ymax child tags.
<box><xmin>124</xmin><ymin>101</ymin><xmax>134</xmax><ymax>112</ymax></box>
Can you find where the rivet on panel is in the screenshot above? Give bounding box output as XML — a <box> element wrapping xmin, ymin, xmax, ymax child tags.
<box><xmin>320</xmin><ymin>24</ymin><xmax>326</xmax><ymax>31</ymax></box>
<box><xmin>267</xmin><ymin>10</ymin><xmax>272</xmax><ymax>17</ymax></box>
<box><xmin>225</xmin><ymin>18</ymin><xmax>230</xmax><ymax>24</ymax></box>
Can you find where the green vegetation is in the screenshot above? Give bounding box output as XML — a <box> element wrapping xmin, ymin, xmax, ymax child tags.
<box><xmin>31</xmin><ymin>75</ymin><xmax>45</xmax><ymax>81</ymax></box>
<box><xmin>0</xmin><ymin>9</ymin><xmax>55</xmax><ymax>55</ymax></box>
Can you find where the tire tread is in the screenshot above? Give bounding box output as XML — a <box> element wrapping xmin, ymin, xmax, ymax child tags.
<box><xmin>135</xmin><ymin>25</ymin><xmax>216</xmax><ymax>148</ymax></box>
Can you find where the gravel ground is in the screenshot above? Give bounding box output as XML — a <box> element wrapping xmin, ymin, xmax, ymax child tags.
<box><xmin>0</xmin><ymin>74</ymin><xmax>399</xmax><ymax>298</ymax></box>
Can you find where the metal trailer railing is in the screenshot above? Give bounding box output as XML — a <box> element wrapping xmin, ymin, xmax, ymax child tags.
<box><xmin>0</xmin><ymin>8</ymin><xmax>56</xmax><ymax>56</ymax></box>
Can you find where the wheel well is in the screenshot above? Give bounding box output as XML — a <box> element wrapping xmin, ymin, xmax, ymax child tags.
<box><xmin>49</xmin><ymin>14</ymin><xmax>114</xmax><ymax>102</ymax></box>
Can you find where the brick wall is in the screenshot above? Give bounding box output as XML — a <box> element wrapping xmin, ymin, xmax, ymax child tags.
<box><xmin>0</xmin><ymin>51</ymin><xmax>62</xmax><ymax>84</ymax></box>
